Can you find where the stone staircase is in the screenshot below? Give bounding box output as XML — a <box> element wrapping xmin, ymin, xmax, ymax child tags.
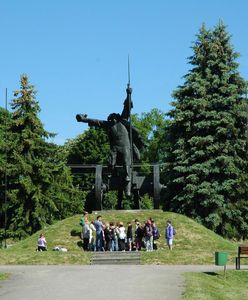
<box><xmin>91</xmin><ymin>251</ymin><xmax>141</xmax><ymax>265</ymax></box>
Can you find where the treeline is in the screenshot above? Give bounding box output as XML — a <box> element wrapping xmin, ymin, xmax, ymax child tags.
<box><xmin>0</xmin><ymin>76</ymin><xmax>85</xmax><ymax>241</ymax></box>
<box><xmin>1</xmin><ymin>22</ymin><xmax>248</xmax><ymax>240</ymax></box>
<box><xmin>165</xmin><ymin>23</ymin><xmax>248</xmax><ymax>239</ymax></box>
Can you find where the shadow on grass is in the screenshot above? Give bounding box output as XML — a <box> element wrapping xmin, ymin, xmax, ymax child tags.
<box><xmin>203</xmin><ymin>272</ymin><xmax>219</xmax><ymax>276</ymax></box>
<box><xmin>70</xmin><ymin>229</ymin><xmax>81</xmax><ymax>237</ymax></box>
<box><xmin>77</xmin><ymin>241</ymin><xmax>83</xmax><ymax>248</ymax></box>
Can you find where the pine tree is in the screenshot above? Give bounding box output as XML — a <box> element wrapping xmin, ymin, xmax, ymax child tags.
<box><xmin>43</xmin><ymin>143</ymin><xmax>85</xmax><ymax>219</ymax></box>
<box><xmin>165</xmin><ymin>22</ymin><xmax>248</xmax><ymax>238</ymax></box>
<box><xmin>7</xmin><ymin>75</ymin><xmax>82</xmax><ymax>238</ymax></box>
<box><xmin>0</xmin><ymin>107</ymin><xmax>11</xmax><ymax>242</ymax></box>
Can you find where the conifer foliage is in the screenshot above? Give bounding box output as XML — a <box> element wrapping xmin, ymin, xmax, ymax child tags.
<box><xmin>5</xmin><ymin>75</ymin><xmax>82</xmax><ymax>238</ymax></box>
<box><xmin>165</xmin><ymin>23</ymin><xmax>248</xmax><ymax>238</ymax></box>
<box><xmin>0</xmin><ymin>108</ymin><xmax>11</xmax><ymax>240</ymax></box>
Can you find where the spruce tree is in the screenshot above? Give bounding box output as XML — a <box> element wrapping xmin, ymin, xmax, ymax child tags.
<box><xmin>0</xmin><ymin>108</ymin><xmax>11</xmax><ymax>241</ymax></box>
<box><xmin>7</xmin><ymin>75</ymin><xmax>82</xmax><ymax>238</ymax></box>
<box><xmin>166</xmin><ymin>22</ymin><xmax>248</xmax><ymax>238</ymax></box>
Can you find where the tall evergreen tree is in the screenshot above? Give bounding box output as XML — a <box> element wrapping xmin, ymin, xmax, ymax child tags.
<box><xmin>0</xmin><ymin>107</ymin><xmax>11</xmax><ymax>242</ymax></box>
<box><xmin>165</xmin><ymin>22</ymin><xmax>248</xmax><ymax>238</ymax></box>
<box><xmin>6</xmin><ymin>75</ymin><xmax>82</xmax><ymax>238</ymax></box>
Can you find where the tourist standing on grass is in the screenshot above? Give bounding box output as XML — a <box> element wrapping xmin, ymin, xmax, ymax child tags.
<box><xmin>135</xmin><ymin>222</ymin><xmax>143</xmax><ymax>251</ymax></box>
<box><xmin>134</xmin><ymin>219</ymin><xmax>139</xmax><ymax>230</ymax></box>
<box><xmin>79</xmin><ymin>211</ymin><xmax>89</xmax><ymax>227</ymax></box>
<box><xmin>151</xmin><ymin>219</ymin><xmax>160</xmax><ymax>250</ymax></box>
<box><xmin>89</xmin><ymin>221</ymin><xmax>96</xmax><ymax>251</ymax></box>
<box><xmin>144</xmin><ymin>219</ymin><xmax>153</xmax><ymax>251</ymax></box>
<box><xmin>104</xmin><ymin>223</ymin><xmax>112</xmax><ymax>251</ymax></box>
<box><xmin>110</xmin><ymin>222</ymin><xmax>118</xmax><ymax>251</ymax></box>
<box><xmin>82</xmin><ymin>221</ymin><xmax>90</xmax><ymax>251</ymax></box>
<box><xmin>165</xmin><ymin>220</ymin><xmax>174</xmax><ymax>251</ymax></box>
<box><xmin>118</xmin><ymin>222</ymin><xmax>126</xmax><ymax>251</ymax></box>
<box><xmin>126</xmin><ymin>221</ymin><xmax>133</xmax><ymax>251</ymax></box>
<box><xmin>37</xmin><ymin>233</ymin><xmax>47</xmax><ymax>251</ymax></box>
<box><xmin>94</xmin><ymin>215</ymin><xmax>104</xmax><ymax>251</ymax></box>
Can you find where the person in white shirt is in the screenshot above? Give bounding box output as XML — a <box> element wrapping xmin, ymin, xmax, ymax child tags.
<box><xmin>89</xmin><ymin>221</ymin><xmax>96</xmax><ymax>251</ymax></box>
<box><xmin>118</xmin><ymin>222</ymin><xmax>126</xmax><ymax>251</ymax></box>
<box><xmin>37</xmin><ymin>233</ymin><xmax>47</xmax><ymax>251</ymax></box>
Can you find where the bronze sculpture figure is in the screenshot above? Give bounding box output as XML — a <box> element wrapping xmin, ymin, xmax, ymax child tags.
<box><xmin>75</xmin><ymin>83</ymin><xmax>164</xmax><ymax>210</ymax></box>
<box><xmin>76</xmin><ymin>87</ymin><xmax>145</xmax><ymax>186</ymax></box>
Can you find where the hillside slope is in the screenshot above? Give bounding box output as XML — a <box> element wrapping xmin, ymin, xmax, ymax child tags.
<box><xmin>0</xmin><ymin>210</ymin><xmax>237</xmax><ymax>265</ymax></box>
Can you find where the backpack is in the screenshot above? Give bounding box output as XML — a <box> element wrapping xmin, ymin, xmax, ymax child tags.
<box><xmin>79</xmin><ymin>217</ymin><xmax>85</xmax><ymax>226</ymax></box>
<box><xmin>136</xmin><ymin>226</ymin><xmax>144</xmax><ymax>238</ymax></box>
<box><xmin>153</xmin><ymin>227</ymin><xmax>160</xmax><ymax>240</ymax></box>
<box><xmin>110</xmin><ymin>228</ymin><xmax>116</xmax><ymax>240</ymax></box>
<box><xmin>173</xmin><ymin>227</ymin><xmax>176</xmax><ymax>235</ymax></box>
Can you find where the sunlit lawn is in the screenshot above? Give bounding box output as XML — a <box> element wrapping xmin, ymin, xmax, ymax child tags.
<box><xmin>184</xmin><ymin>270</ymin><xmax>248</xmax><ymax>300</ymax></box>
<box><xmin>0</xmin><ymin>210</ymin><xmax>237</xmax><ymax>265</ymax></box>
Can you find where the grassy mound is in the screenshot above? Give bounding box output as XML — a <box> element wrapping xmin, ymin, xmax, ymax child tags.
<box><xmin>0</xmin><ymin>273</ymin><xmax>9</xmax><ymax>280</ymax></box>
<box><xmin>184</xmin><ymin>271</ymin><xmax>248</xmax><ymax>300</ymax></box>
<box><xmin>0</xmin><ymin>210</ymin><xmax>237</xmax><ymax>265</ymax></box>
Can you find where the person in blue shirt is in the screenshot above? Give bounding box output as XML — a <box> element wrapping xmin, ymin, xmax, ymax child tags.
<box><xmin>165</xmin><ymin>220</ymin><xmax>174</xmax><ymax>251</ymax></box>
<box><xmin>94</xmin><ymin>215</ymin><xmax>104</xmax><ymax>251</ymax></box>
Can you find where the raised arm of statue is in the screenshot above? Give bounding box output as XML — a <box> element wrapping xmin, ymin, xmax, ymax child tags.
<box><xmin>121</xmin><ymin>87</ymin><xmax>133</xmax><ymax>120</ymax></box>
<box><xmin>76</xmin><ymin>114</ymin><xmax>109</xmax><ymax>128</ymax></box>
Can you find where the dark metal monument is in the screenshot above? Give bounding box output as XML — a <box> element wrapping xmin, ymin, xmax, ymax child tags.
<box><xmin>75</xmin><ymin>70</ymin><xmax>164</xmax><ymax>210</ymax></box>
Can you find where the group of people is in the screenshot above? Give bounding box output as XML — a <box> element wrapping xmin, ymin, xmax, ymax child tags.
<box><xmin>36</xmin><ymin>213</ymin><xmax>175</xmax><ymax>252</ymax></box>
<box><xmin>80</xmin><ymin>212</ymin><xmax>175</xmax><ymax>252</ymax></box>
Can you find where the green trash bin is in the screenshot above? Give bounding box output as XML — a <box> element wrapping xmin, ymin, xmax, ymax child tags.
<box><xmin>215</xmin><ymin>252</ymin><xmax>228</xmax><ymax>266</ymax></box>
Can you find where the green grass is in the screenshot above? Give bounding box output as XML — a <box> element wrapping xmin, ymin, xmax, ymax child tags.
<box><xmin>0</xmin><ymin>215</ymin><xmax>91</xmax><ymax>265</ymax></box>
<box><xmin>184</xmin><ymin>271</ymin><xmax>248</xmax><ymax>300</ymax></box>
<box><xmin>0</xmin><ymin>210</ymin><xmax>237</xmax><ymax>265</ymax></box>
<box><xmin>0</xmin><ymin>273</ymin><xmax>9</xmax><ymax>280</ymax></box>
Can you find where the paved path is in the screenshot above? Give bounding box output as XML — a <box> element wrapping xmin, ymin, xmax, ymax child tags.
<box><xmin>0</xmin><ymin>265</ymin><xmax>231</xmax><ymax>300</ymax></box>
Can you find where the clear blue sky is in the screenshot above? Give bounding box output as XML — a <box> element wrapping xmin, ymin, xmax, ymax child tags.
<box><xmin>1</xmin><ymin>0</ymin><xmax>248</xmax><ymax>144</ymax></box>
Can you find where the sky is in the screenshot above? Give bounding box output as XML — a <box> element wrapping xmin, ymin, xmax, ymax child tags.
<box><xmin>1</xmin><ymin>0</ymin><xmax>248</xmax><ymax>145</ymax></box>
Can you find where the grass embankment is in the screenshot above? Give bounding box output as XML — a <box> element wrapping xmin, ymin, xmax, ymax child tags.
<box><xmin>0</xmin><ymin>273</ymin><xmax>9</xmax><ymax>280</ymax></box>
<box><xmin>0</xmin><ymin>210</ymin><xmax>237</xmax><ymax>265</ymax></box>
<box><xmin>0</xmin><ymin>215</ymin><xmax>91</xmax><ymax>265</ymax></box>
<box><xmin>184</xmin><ymin>271</ymin><xmax>248</xmax><ymax>300</ymax></box>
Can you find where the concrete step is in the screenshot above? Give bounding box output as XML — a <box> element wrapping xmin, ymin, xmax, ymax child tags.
<box><xmin>91</xmin><ymin>251</ymin><xmax>141</xmax><ymax>265</ymax></box>
<box><xmin>93</xmin><ymin>251</ymin><xmax>140</xmax><ymax>256</ymax></box>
